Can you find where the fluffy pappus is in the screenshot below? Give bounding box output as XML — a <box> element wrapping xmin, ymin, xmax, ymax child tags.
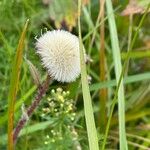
<box><xmin>36</xmin><ymin>30</ymin><xmax>80</xmax><ymax>82</ymax></box>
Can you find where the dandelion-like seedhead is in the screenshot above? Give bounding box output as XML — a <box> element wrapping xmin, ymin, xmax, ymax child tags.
<box><xmin>36</xmin><ymin>30</ymin><xmax>80</xmax><ymax>82</ymax></box>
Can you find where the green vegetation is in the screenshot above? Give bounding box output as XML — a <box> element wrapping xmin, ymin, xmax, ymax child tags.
<box><xmin>0</xmin><ymin>0</ymin><xmax>150</xmax><ymax>149</ymax></box>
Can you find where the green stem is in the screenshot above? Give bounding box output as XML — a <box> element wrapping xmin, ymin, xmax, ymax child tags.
<box><xmin>78</xmin><ymin>0</ymin><xmax>99</xmax><ymax>150</ymax></box>
<box><xmin>105</xmin><ymin>0</ymin><xmax>128</xmax><ymax>149</ymax></box>
<box><xmin>99</xmin><ymin>0</ymin><xmax>107</xmax><ymax>133</ymax></box>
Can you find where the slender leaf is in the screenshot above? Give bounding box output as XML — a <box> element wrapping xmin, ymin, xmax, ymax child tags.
<box><xmin>105</xmin><ymin>0</ymin><xmax>128</xmax><ymax>149</ymax></box>
<box><xmin>78</xmin><ymin>0</ymin><xmax>99</xmax><ymax>150</ymax></box>
<box><xmin>7</xmin><ymin>19</ymin><xmax>29</xmax><ymax>150</ymax></box>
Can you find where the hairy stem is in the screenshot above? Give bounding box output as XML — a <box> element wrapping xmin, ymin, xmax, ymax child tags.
<box><xmin>13</xmin><ymin>75</ymin><xmax>51</xmax><ymax>143</ymax></box>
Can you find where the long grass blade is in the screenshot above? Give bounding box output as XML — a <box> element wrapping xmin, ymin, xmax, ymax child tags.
<box><xmin>78</xmin><ymin>0</ymin><xmax>99</xmax><ymax>150</ymax></box>
<box><xmin>7</xmin><ymin>19</ymin><xmax>29</xmax><ymax>150</ymax></box>
<box><xmin>90</xmin><ymin>72</ymin><xmax>150</xmax><ymax>91</ymax></box>
<box><xmin>105</xmin><ymin>0</ymin><xmax>128</xmax><ymax>149</ymax></box>
<box><xmin>102</xmin><ymin>2</ymin><xmax>150</xmax><ymax>150</ymax></box>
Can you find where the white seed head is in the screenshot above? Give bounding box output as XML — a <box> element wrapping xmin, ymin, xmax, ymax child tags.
<box><xmin>36</xmin><ymin>30</ymin><xmax>80</xmax><ymax>82</ymax></box>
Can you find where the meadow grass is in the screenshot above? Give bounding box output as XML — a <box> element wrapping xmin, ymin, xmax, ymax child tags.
<box><xmin>0</xmin><ymin>0</ymin><xmax>150</xmax><ymax>150</ymax></box>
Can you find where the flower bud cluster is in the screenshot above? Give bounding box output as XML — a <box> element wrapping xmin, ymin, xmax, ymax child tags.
<box><xmin>41</xmin><ymin>88</ymin><xmax>76</xmax><ymax>122</ymax></box>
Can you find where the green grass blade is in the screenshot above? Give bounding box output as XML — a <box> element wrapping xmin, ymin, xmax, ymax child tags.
<box><xmin>0</xmin><ymin>86</ymin><xmax>36</xmax><ymax>126</ymax></box>
<box><xmin>102</xmin><ymin>2</ymin><xmax>150</xmax><ymax>150</ymax></box>
<box><xmin>78</xmin><ymin>0</ymin><xmax>99</xmax><ymax>150</ymax></box>
<box><xmin>7</xmin><ymin>19</ymin><xmax>29</xmax><ymax>150</ymax></box>
<box><xmin>105</xmin><ymin>0</ymin><xmax>128</xmax><ymax>149</ymax></box>
<box><xmin>1</xmin><ymin>120</ymin><xmax>54</xmax><ymax>145</ymax></box>
<box><xmin>121</xmin><ymin>50</ymin><xmax>150</xmax><ymax>60</ymax></box>
<box><xmin>90</xmin><ymin>72</ymin><xmax>150</xmax><ymax>91</ymax></box>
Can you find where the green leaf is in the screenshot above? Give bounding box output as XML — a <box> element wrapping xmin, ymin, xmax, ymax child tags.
<box><xmin>1</xmin><ymin>120</ymin><xmax>54</xmax><ymax>145</ymax></box>
<box><xmin>7</xmin><ymin>19</ymin><xmax>29</xmax><ymax>150</ymax></box>
<box><xmin>105</xmin><ymin>0</ymin><xmax>128</xmax><ymax>149</ymax></box>
<box><xmin>90</xmin><ymin>72</ymin><xmax>150</xmax><ymax>91</ymax></box>
<box><xmin>78</xmin><ymin>0</ymin><xmax>99</xmax><ymax>150</ymax></box>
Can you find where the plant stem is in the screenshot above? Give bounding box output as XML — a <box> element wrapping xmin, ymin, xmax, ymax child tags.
<box><xmin>105</xmin><ymin>0</ymin><xmax>128</xmax><ymax>149</ymax></box>
<box><xmin>125</xmin><ymin>14</ymin><xmax>133</xmax><ymax>76</ymax></box>
<box><xmin>99</xmin><ymin>0</ymin><xmax>107</xmax><ymax>132</ymax></box>
<box><xmin>78</xmin><ymin>0</ymin><xmax>99</xmax><ymax>150</ymax></box>
<box><xmin>13</xmin><ymin>75</ymin><xmax>51</xmax><ymax>143</ymax></box>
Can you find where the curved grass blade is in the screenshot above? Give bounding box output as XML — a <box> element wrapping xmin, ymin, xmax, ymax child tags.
<box><xmin>7</xmin><ymin>19</ymin><xmax>29</xmax><ymax>150</ymax></box>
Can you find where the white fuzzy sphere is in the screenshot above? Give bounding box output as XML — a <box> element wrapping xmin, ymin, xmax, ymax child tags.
<box><xmin>36</xmin><ymin>30</ymin><xmax>80</xmax><ymax>82</ymax></box>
